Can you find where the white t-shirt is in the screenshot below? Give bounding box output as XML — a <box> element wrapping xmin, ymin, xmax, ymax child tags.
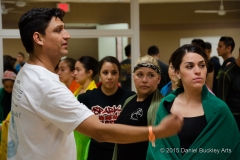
<box><xmin>7</xmin><ymin>63</ymin><xmax>93</xmax><ymax>160</ymax></box>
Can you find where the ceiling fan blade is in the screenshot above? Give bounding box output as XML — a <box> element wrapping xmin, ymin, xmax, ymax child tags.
<box><xmin>194</xmin><ymin>10</ymin><xmax>218</xmax><ymax>13</ymax></box>
<box><xmin>1</xmin><ymin>1</ymin><xmax>15</xmax><ymax>4</ymax></box>
<box><xmin>225</xmin><ymin>9</ymin><xmax>240</xmax><ymax>12</ymax></box>
<box><xmin>6</xmin><ymin>7</ymin><xmax>14</xmax><ymax>11</ymax></box>
<box><xmin>16</xmin><ymin>1</ymin><xmax>26</xmax><ymax>7</ymax></box>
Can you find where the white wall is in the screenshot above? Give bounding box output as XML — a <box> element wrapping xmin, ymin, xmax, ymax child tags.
<box><xmin>97</xmin><ymin>23</ymin><xmax>129</xmax><ymax>61</ymax></box>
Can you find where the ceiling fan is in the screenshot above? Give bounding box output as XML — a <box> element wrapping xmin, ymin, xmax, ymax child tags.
<box><xmin>2</xmin><ymin>0</ymin><xmax>28</xmax><ymax>7</ymax></box>
<box><xmin>194</xmin><ymin>0</ymin><xmax>240</xmax><ymax>16</ymax></box>
<box><xmin>1</xmin><ymin>3</ymin><xmax>24</xmax><ymax>14</ymax></box>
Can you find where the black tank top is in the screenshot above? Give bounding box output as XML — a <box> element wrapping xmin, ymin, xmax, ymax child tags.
<box><xmin>165</xmin><ymin>101</ymin><xmax>207</xmax><ymax>153</ymax></box>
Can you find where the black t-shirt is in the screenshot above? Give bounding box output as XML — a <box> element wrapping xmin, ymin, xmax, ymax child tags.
<box><xmin>217</xmin><ymin>61</ymin><xmax>240</xmax><ymax>113</ymax></box>
<box><xmin>165</xmin><ymin>101</ymin><xmax>207</xmax><ymax>154</ymax></box>
<box><xmin>78</xmin><ymin>87</ymin><xmax>135</xmax><ymax>160</ymax></box>
<box><xmin>210</xmin><ymin>57</ymin><xmax>221</xmax><ymax>94</ymax></box>
<box><xmin>221</xmin><ymin>57</ymin><xmax>235</xmax><ymax>69</ymax></box>
<box><xmin>115</xmin><ymin>93</ymin><xmax>153</xmax><ymax>160</ymax></box>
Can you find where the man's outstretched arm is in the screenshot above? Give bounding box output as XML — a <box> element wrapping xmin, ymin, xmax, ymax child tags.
<box><xmin>75</xmin><ymin>113</ymin><xmax>183</xmax><ymax>144</ymax></box>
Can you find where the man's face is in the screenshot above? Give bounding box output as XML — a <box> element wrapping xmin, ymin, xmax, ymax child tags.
<box><xmin>217</xmin><ymin>41</ymin><xmax>229</xmax><ymax>57</ymax></box>
<box><xmin>40</xmin><ymin>17</ymin><xmax>70</xmax><ymax>59</ymax></box>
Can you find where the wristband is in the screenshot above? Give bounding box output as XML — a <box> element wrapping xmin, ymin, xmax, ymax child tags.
<box><xmin>148</xmin><ymin>126</ymin><xmax>155</xmax><ymax>147</ymax></box>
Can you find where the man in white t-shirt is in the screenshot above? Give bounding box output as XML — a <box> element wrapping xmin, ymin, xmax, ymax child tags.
<box><xmin>7</xmin><ymin>8</ymin><xmax>183</xmax><ymax>160</ymax></box>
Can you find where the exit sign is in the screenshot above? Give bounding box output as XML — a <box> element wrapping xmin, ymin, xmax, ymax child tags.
<box><xmin>57</xmin><ymin>3</ymin><xmax>70</xmax><ymax>12</ymax></box>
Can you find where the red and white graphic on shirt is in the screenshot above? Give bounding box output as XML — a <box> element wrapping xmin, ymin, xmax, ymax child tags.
<box><xmin>91</xmin><ymin>105</ymin><xmax>122</xmax><ymax>124</ymax></box>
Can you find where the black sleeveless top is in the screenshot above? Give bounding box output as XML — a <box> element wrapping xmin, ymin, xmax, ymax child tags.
<box><xmin>165</xmin><ymin>101</ymin><xmax>207</xmax><ymax>152</ymax></box>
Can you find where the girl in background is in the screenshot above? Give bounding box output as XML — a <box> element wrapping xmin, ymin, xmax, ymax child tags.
<box><xmin>78</xmin><ymin>56</ymin><xmax>135</xmax><ymax>160</ymax></box>
<box><xmin>15</xmin><ymin>52</ymin><xmax>25</xmax><ymax>73</ymax></box>
<box><xmin>0</xmin><ymin>70</ymin><xmax>16</xmax><ymax>123</ymax></box>
<box><xmin>160</xmin><ymin>60</ymin><xmax>178</xmax><ymax>96</ymax></box>
<box><xmin>73</xmin><ymin>56</ymin><xmax>98</xmax><ymax>160</ymax></box>
<box><xmin>57</xmin><ymin>57</ymin><xmax>80</xmax><ymax>96</ymax></box>
<box><xmin>0</xmin><ymin>71</ymin><xmax>16</xmax><ymax>159</ymax></box>
<box><xmin>74</xmin><ymin>56</ymin><xmax>98</xmax><ymax>96</ymax></box>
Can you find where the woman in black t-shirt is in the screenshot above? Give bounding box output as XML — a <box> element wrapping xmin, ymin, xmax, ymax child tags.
<box><xmin>78</xmin><ymin>56</ymin><xmax>135</xmax><ymax>160</ymax></box>
<box><xmin>113</xmin><ymin>55</ymin><xmax>163</xmax><ymax>160</ymax></box>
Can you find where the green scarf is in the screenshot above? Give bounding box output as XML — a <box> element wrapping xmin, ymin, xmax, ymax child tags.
<box><xmin>147</xmin><ymin>85</ymin><xmax>240</xmax><ymax>160</ymax></box>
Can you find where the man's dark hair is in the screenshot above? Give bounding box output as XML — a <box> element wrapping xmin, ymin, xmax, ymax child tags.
<box><xmin>205</xmin><ymin>42</ymin><xmax>212</xmax><ymax>50</ymax></box>
<box><xmin>124</xmin><ymin>44</ymin><xmax>131</xmax><ymax>57</ymax></box>
<box><xmin>219</xmin><ymin>36</ymin><xmax>235</xmax><ymax>53</ymax></box>
<box><xmin>147</xmin><ymin>45</ymin><xmax>159</xmax><ymax>56</ymax></box>
<box><xmin>19</xmin><ymin>8</ymin><xmax>65</xmax><ymax>54</ymax></box>
<box><xmin>191</xmin><ymin>39</ymin><xmax>205</xmax><ymax>51</ymax></box>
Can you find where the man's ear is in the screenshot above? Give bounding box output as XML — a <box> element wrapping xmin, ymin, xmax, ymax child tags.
<box><xmin>33</xmin><ymin>32</ymin><xmax>43</xmax><ymax>46</ymax></box>
<box><xmin>226</xmin><ymin>46</ymin><xmax>232</xmax><ymax>53</ymax></box>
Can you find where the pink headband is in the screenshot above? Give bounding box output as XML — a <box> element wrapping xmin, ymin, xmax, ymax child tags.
<box><xmin>2</xmin><ymin>70</ymin><xmax>16</xmax><ymax>81</ymax></box>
